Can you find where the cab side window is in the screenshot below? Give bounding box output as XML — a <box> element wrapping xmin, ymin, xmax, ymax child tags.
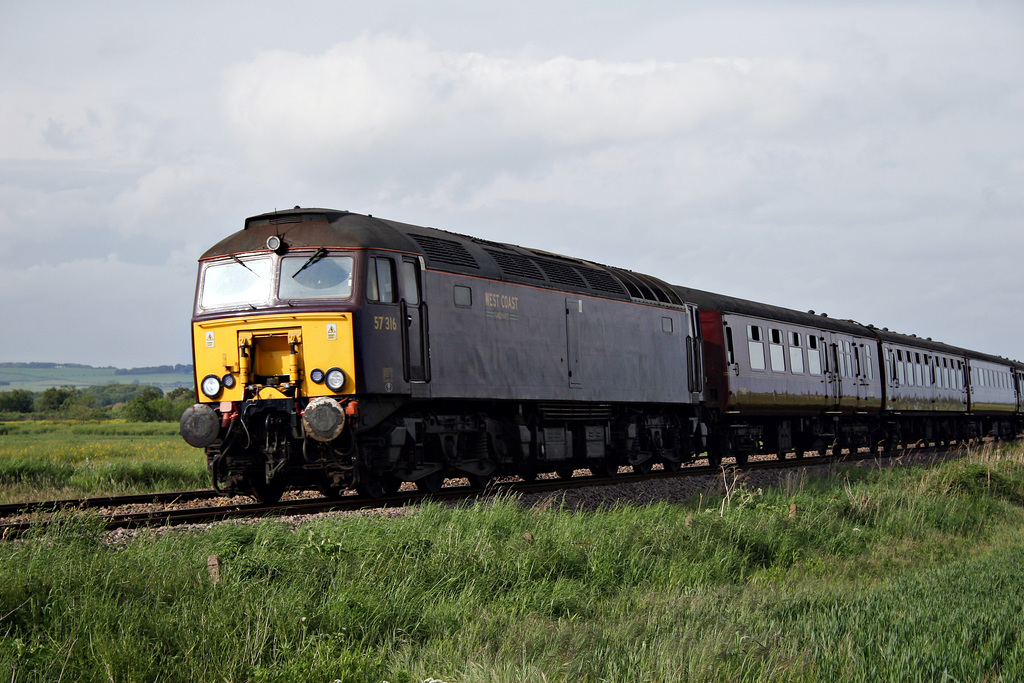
<box><xmin>366</xmin><ymin>257</ymin><xmax>396</xmax><ymax>303</ymax></box>
<box><xmin>400</xmin><ymin>259</ymin><xmax>420</xmax><ymax>305</ymax></box>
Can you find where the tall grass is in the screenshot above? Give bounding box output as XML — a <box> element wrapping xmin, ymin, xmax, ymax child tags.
<box><xmin>0</xmin><ymin>421</ymin><xmax>207</xmax><ymax>502</ymax></box>
<box><xmin>1</xmin><ymin>442</ymin><xmax>1023</xmax><ymax>681</ymax></box>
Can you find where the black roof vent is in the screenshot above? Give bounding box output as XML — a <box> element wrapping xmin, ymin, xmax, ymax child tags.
<box><xmin>579</xmin><ymin>267</ymin><xmax>628</xmax><ymax>296</ymax></box>
<box><xmin>535</xmin><ymin>259</ymin><xmax>587</xmax><ymax>288</ymax></box>
<box><xmin>485</xmin><ymin>249</ymin><xmax>545</xmax><ymax>281</ymax></box>
<box><xmin>409</xmin><ymin>234</ymin><xmax>479</xmax><ymax>269</ymax></box>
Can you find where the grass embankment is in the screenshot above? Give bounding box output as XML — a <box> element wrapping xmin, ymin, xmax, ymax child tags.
<box><xmin>2</xmin><ymin>443</ymin><xmax>1023</xmax><ymax>681</ymax></box>
<box><xmin>0</xmin><ymin>422</ymin><xmax>207</xmax><ymax>502</ymax></box>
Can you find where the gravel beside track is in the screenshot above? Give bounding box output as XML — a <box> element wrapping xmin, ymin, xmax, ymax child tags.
<box><xmin>0</xmin><ymin>445</ymin><xmax>964</xmax><ymax>545</ymax></box>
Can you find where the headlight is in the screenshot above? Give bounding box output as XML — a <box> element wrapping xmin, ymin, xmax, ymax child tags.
<box><xmin>200</xmin><ymin>374</ymin><xmax>223</xmax><ymax>399</ymax></box>
<box><xmin>324</xmin><ymin>367</ymin><xmax>346</xmax><ymax>392</ymax></box>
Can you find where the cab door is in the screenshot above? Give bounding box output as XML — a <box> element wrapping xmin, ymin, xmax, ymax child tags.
<box><xmin>399</xmin><ymin>258</ymin><xmax>430</xmax><ymax>383</ymax></box>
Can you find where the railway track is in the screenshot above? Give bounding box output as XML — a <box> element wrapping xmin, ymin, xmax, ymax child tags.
<box><xmin>0</xmin><ymin>443</ymin><xmax>966</xmax><ymax>538</ymax></box>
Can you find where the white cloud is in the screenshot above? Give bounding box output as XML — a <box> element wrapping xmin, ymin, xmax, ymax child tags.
<box><xmin>1</xmin><ymin>2</ymin><xmax>1022</xmax><ymax>366</ymax></box>
<box><xmin>222</xmin><ymin>36</ymin><xmax>833</xmax><ymax>162</ymax></box>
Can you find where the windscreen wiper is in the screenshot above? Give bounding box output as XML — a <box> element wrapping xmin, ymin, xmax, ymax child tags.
<box><xmin>229</xmin><ymin>254</ymin><xmax>257</xmax><ymax>275</ymax></box>
<box><xmin>292</xmin><ymin>247</ymin><xmax>328</xmax><ymax>278</ymax></box>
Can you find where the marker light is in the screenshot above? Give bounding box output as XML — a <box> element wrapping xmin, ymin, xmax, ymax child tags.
<box><xmin>222</xmin><ymin>373</ymin><xmax>236</xmax><ymax>390</ymax></box>
<box><xmin>200</xmin><ymin>374</ymin><xmax>223</xmax><ymax>399</ymax></box>
<box><xmin>310</xmin><ymin>368</ymin><xmax>325</xmax><ymax>384</ymax></box>
<box><xmin>324</xmin><ymin>367</ymin><xmax>346</xmax><ymax>392</ymax></box>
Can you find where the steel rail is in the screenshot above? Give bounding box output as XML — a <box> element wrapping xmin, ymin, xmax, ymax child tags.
<box><xmin>1</xmin><ymin>442</ymin><xmax>966</xmax><ymax>538</ymax></box>
<box><xmin>0</xmin><ymin>489</ymin><xmax>222</xmax><ymax>518</ymax></box>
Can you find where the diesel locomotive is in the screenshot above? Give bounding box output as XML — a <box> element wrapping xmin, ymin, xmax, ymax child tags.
<box><xmin>180</xmin><ymin>207</ymin><xmax>1023</xmax><ymax>501</ymax></box>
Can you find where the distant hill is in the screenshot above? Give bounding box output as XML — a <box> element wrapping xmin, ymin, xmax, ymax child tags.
<box><xmin>0</xmin><ymin>362</ymin><xmax>194</xmax><ymax>393</ymax></box>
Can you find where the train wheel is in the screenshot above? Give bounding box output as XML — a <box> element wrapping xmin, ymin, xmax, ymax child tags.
<box><xmin>793</xmin><ymin>449</ymin><xmax>804</xmax><ymax>459</ymax></box>
<box><xmin>557</xmin><ymin>468</ymin><xmax>576</xmax><ymax>479</ymax></box>
<box><xmin>734</xmin><ymin>453</ymin><xmax>749</xmax><ymax>466</ymax></box>
<box><xmin>468</xmin><ymin>473</ymin><xmax>494</xmax><ymax>489</ymax></box>
<box><xmin>589</xmin><ymin>463</ymin><xmax>619</xmax><ymax>478</ymax></box>
<box><xmin>415</xmin><ymin>471</ymin><xmax>445</xmax><ymax>493</ymax></box>
<box><xmin>252</xmin><ymin>479</ymin><xmax>285</xmax><ymax>504</ymax></box>
<box><xmin>706</xmin><ymin>452</ymin><xmax>722</xmax><ymax>468</ymax></box>
<box><xmin>632</xmin><ymin>459</ymin><xmax>654</xmax><ymax>475</ymax></box>
<box><xmin>662</xmin><ymin>459</ymin><xmax>682</xmax><ymax>472</ymax></box>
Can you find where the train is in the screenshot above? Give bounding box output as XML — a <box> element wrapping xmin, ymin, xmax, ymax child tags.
<box><xmin>179</xmin><ymin>207</ymin><xmax>1024</xmax><ymax>501</ymax></box>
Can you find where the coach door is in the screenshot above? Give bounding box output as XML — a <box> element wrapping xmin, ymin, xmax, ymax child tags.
<box><xmin>823</xmin><ymin>333</ymin><xmax>843</xmax><ymax>411</ymax></box>
<box><xmin>399</xmin><ymin>258</ymin><xmax>430</xmax><ymax>383</ymax></box>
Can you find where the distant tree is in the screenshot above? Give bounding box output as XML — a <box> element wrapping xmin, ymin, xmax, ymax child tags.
<box><xmin>35</xmin><ymin>386</ymin><xmax>79</xmax><ymax>413</ymax></box>
<box><xmin>63</xmin><ymin>394</ymin><xmax>104</xmax><ymax>420</ymax></box>
<box><xmin>0</xmin><ymin>389</ymin><xmax>34</xmax><ymax>413</ymax></box>
<box><xmin>123</xmin><ymin>386</ymin><xmax>182</xmax><ymax>422</ymax></box>
<box><xmin>85</xmin><ymin>383</ymin><xmax>164</xmax><ymax>407</ymax></box>
<box><xmin>167</xmin><ymin>387</ymin><xmax>195</xmax><ymax>414</ymax></box>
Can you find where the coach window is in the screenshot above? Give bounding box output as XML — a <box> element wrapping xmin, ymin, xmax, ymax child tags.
<box><xmin>725</xmin><ymin>326</ymin><xmax>736</xmax><ymax>364</ymax></box>
<box><xmin>897</xmin><ymin>350</ymin><xmax>907</xmax><ymax>386</ymax></box>
<box><xmin>454</xmin><ymin>285</ymin><xmax>472</xmax><ymax>308</ymax></box>
<box><xmin>807</xmin><ymin>336</ymin><xmax>822</xmax><ymax>375</ymax></box>
<box><xmin>748</xmin><ymin>325</ymin><xmax>766</xmax><ymax>371</ymax></box>
<box><xmin>366</xmin><ymin>256</ymin><xmax>397</xmax><ymax>303</ymax></box>
<box><xmin>769</xmin><ymin>328</ymin><xmax>785</xmax><ymax>372</ymax></box>
<box><xmin>789</xmin><ymin>332</ymin><xmax>804</xmax><ymax>374</ymax></box>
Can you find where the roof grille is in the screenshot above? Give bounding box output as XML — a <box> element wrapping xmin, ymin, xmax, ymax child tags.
<box><xmin>578</xmin><ymin>267</ymin><xmax>627</xmax><ymax>295</ymax></box>
<box><xmin>409</xmin><ymin>234</ymin><xmax>479</xmax><ymax>269</ymax></box>
<box><xmin>535</xmin><ymin>259</ymin><xmax>587</xmax><ymax>288</ymax></box>
<box><xmin>484</xmin><ymin>249</ymin><xmax>545</xmax><ymax>281</ymax></box>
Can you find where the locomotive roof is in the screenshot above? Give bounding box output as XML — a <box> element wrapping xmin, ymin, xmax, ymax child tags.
<box><xmin>204</xmin><ymin>207</ymin><xmax>1020</xmax><ymax>367</ymax></box>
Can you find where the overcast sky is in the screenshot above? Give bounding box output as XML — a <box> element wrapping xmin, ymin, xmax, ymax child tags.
<box><xmin>1</xmin><ymin>1</ymin><xmax>1021</xmax><ymax>368</ymax></box>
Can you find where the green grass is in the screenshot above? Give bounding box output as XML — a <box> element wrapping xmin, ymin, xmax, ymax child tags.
<box><xmin>0</xmin><ymin>364</ymin><xmax>192</xmax><ymax>393</ymax></box>
<box><xmin>0</xmin><ymin>421</ymin><xmax>207</xmax><ymax>502</ymax></box>
<box><xmin>1</xmin><ymin>442</ymin><xmax>1023</xmax><ymax>681</ymax></box>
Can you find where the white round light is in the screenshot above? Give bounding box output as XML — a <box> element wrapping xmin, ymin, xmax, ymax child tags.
<box><xmin>200</xmin><ymin>374</ymin><xmax>223</xmax><ymax>399</ymax></box>
<box><xmin>324</xmin><ymin>367</ymin><xmax>346</xmax><ymax>392</ymax></box>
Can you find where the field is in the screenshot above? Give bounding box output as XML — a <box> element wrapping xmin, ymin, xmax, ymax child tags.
<box><xmin>0</xmin><ymin>363</ymin><xmax>193</xmax><ymax>393</ymax></box>
<box><xmin>0</xmin><ymin>422</ymin><xmax>207</xmax><ymax>503</ymax></box>
<box><xmin>0</xmin><ymin>429</ymin><xmax>1022</xmax><ymax>681</ymax></box>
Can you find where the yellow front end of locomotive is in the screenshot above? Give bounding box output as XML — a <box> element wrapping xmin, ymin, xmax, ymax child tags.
<box><xmin>191</xmin><ymin>312</ymin><xmax>356</xmax><ymax>403</ymax></box>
